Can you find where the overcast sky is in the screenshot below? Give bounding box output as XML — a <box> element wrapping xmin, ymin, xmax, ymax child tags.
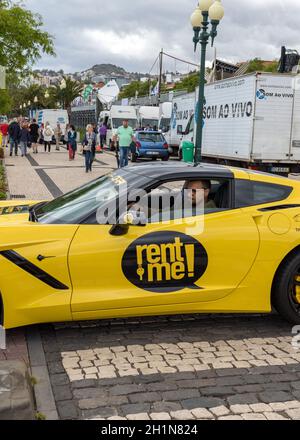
<box><xmin>25</xmin><ymin>0</ymin><xmax>300</xmax><ymax>74</ymax></box>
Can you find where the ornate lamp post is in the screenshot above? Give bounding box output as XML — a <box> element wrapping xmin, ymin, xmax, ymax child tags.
<box><xmin>191</xmin><ymin>0</ymin><xmax>224</xmax><ymax>164</ymax></box>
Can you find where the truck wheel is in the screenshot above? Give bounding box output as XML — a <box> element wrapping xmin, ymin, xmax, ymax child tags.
<box><xmin>272</xmin><ymin>253</ymin><xmax>300</xmax><ymax>324</ymax></box>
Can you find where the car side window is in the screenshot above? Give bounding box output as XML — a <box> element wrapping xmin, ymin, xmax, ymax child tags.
<box><xmin>235</xmin><ymin>180</ymin><xmax>293</xmax><ymax>208</ymax></box>
<box><xmin>129</xmin><ymin>178</ymin><xmax>231</xmax><ymax>224</ymax></box>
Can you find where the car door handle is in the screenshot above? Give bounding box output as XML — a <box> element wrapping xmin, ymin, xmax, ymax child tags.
<box><xmin>37</xmin><ymin>255</ymin><xmax>56</xmax><ymax>262</ymax></box>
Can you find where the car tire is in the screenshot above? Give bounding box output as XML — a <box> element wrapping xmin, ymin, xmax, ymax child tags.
<box><xmin>272</xmin><ymin>252</ymin><xmax>300</xmax><ymax>324</ymax></box>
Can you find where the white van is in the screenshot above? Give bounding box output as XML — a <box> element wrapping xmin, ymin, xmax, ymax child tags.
<box><xmin>99</xmin><ymin>106</ymin><xmax>138</xmax><ymax>149</ymax></box>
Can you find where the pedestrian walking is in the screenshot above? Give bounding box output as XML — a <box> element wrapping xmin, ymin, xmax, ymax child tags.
<box><xmin>54</xmin><ymin>123</ymin><xmax>62</xmax><ymax>151</ymax></box>
<box><xmin>99</xmin><ymin>123</ymin><xmax>107</xmax><ymax>151</ymax></box>
<box><xmin>29</xmin><ymin>119</ymin><xmax>39</xmax><ymax>154</ymax></box>
<box><xmin>43</xmin><ymin>122</ymin><xmax>54</xmax><ymax>153</ymax></box>
<box><xmin>0</xmin><ymin>120</ymin><xmax>9</xmax><ymax>148</ymax></box>
<box><xmin>82</xmin><ymin>124</ymin><xmax>96</xmax><ymax>173</ymax></box>
<box><xmin>8</xmin><ymin>118</ymin><xmax>21</xmax><ymax>157</ymax></box>
<box><xmin>68</xmin><ymin>125</ymin><xmax>77</xmax><ymax>160</ymax></box>
<box><xmin>19</xmin><ymin>122</ymin><xmax>31</xmax><ymax>157</ymax></box>
<box><xmin>115</xmin><ymin>119</ymin><xmax>134</xmax><ymax>168</ymax></box>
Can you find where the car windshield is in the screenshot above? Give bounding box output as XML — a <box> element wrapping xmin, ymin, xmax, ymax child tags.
<box><xmin>112</xmin><ymin>119</ymin><xmax>137</xmax><ymax>129</ymax></box>
<box><xmin>138</xmin><ymin>133</ymin><xmax>165</xmax><ymax>143</ymax></box>
<box><xmin>34</xmin><ymin>170</ymin><xmax>133</xmax><ymax>224</ymax></box>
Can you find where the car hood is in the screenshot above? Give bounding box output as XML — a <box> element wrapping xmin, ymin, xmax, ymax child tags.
<box><xmin>0</xmin><ymin>200</ymin><xmax>44</xmax><ymax>224</ymax></box>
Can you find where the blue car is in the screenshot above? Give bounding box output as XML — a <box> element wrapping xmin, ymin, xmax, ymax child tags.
<box><xmin>131</xmin><ymin>131</ymin><xmax>169</xmax><ymax>162</ymax></box>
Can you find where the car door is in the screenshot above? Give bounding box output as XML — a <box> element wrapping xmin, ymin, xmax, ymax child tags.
<box><xmin>69</xmin><ymin>175</ymin><xmax>260</xmax><ymax>319</ymax></box>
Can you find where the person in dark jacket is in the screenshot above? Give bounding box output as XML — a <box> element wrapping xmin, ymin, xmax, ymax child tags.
<box><xmin>82</xmin><ymin>124</ymin><xmax>96</xmax><ymax>172</ymax></box>
<box><xmin>29</xmin><ymin>119</ymin><xmax>40</xmax><ymax>154</ymax></box>
<box><xmin>8</xmin><ymin>119</ymin><xmax>21</xmax><ymax>156</ymax></box>
<box><xmin>19</xmin><ymin>122</ymin><xmax>31</xmax><ymax>157</ymax></box>
<box><xmin>67</xmin><ymin>125</ymin><xmax>77</xmax><ymax>160</ymax></box>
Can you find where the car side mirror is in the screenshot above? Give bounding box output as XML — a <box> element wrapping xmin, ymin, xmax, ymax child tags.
<box><xmin>109</xmin><ymin>211</ymin><xmax>147</xmax><ymax>236</ymax></box>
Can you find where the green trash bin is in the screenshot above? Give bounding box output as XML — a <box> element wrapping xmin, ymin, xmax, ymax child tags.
<box><xmin>182</xmin><ymin>141</ymin><xmax>195</xmax><ymax>163</ymax></box>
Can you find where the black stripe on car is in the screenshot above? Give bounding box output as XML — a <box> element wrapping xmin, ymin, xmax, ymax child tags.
<box><xmin>0</xmin><ymin>250</ymin><xmax>69</xmax><ymax>290</ymax></box>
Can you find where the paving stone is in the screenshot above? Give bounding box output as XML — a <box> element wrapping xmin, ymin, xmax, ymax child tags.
<box><xmin>162</xmin><ymin>389</ymin><xmax>200</xmax><ymax>401</ymax></box>
<box><xmin>151</xmin><ymin>401</ymin><xmax>182</xmax><ymax>413</ymax></box>
<box><xmin>150</xmin><ymin>412</ymin><xmax>171</xmax><ymax>420</ymax></box>
<box><xmin>219</xmin><ymin>415</ymin><xmax>243</xmax><ymax>420</ymax></box>
<box><xmin>56</xmin><ymin>400</ymin><xmax>78</xmax><ymax>420</ymax></box>
<box><xmin>129</xmin><ymin>392</ymin><xmax>161</xmax><ymax>404</ymax></box>
<box><xmin>259</xmin><ymin>391</ymin><xmax>294</xmax><ymax>403</ymax></box>
<box><xmin>250</xmin><ymin>403</ymin><xmax>272</xmax><ymax>413</ymax></box>
<box><xmin>210</xmin><ymin>406</ymin><xmax>230</xmax><ymax>417</ymax></box>
<box><xmin>191</xmin><ymin>408</ymin><xmax>214</xmax><ymax>419</ymax></box>
<box><xmin>170</xmin><ymin>410</ymin><xmax>195</xmax><ymax>420</ymax></box>
<box><xmin>127</xmin><ymin>413</ymin><xmax>150</xmax><ymax>420</ymax></box>
<box><xmin>52</xmin><ymin>385</ymin><xmax>72</xmax><ymax>402</ymax></box>
<box><xmin>182</xmin><ymin>397</ymin><xmax>225</xmax><ymax>410</ymax></box>
<box><xmin>264</xmin><ymin>413</ymin><xmax>289</xmax><ymax>420</ymax></box>
<box><xmin>286</xmin><ymin>409</ymin><xmax>300</xmax><ymax>419</ymax></box>
<box><xmin>230</xmin><ymin>404</ymin><xmax>251</xmax><ymax>414</ymax></box>
<box><xmin>241</xmin><ymin>413</ymin><xmax>267</xmax><ymax>420</ymax></box>
<box><xmin>121</xmin><ymin>403</ymin><xmax>151</xmax><ymax>415</ymax></box>
<box><xmin>227</xmin><ymin>394</ymin><xmax>259</xmax><ymax>405</ymax></box>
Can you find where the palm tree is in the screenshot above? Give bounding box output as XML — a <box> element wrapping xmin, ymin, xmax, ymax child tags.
<box><xmin>52</xmin><ymin>76</ymin><xmax>83</xmax><ymax>117</ymax></box>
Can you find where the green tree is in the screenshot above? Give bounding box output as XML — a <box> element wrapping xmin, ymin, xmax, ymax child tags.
<box><xmin>246</xmin><ymin>58</ymin><xmax>278</xmax><ymax>74</ymax></box>
<box><xmin>119</xmin><ymin>80</ymin><xmax>164</xmax><ymax>99</ymax></box>
<box><xmin>174</xmin><ymin>72</ymin><xmax>199</xmax><ymax>93</ymax></box>
<box><xmin>0</xmin><ymin>0</ymin><xmax>55</xmax><ymax>74</ymax></box>
<box><xmin>52</xmin><ymin>76</ymin><xmax>83</xmax><ymax>116</ymax></box>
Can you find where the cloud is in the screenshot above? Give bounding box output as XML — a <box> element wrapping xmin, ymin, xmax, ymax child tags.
<box><xmin>24</xmin><ymin>0</ymin><xmax>300</xmax><ymax>73</ymax></box>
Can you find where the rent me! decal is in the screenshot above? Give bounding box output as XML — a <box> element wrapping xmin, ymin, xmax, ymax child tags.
<box><xmin>122</xmin><ymin>232</ymin><xmax>208</xmax><ymax>293</ymax></box>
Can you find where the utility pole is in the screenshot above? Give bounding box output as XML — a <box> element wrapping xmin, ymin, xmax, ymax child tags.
<box><xmin>158</xmin><ymin>49</ymin><xmax>163</xmax><ymax>105</ymax></box>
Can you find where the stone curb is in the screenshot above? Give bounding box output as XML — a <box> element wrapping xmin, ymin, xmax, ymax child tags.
<box><xmin>26</xmin><ymin>327</ymin><xmax>59</xmax><ymax>420</ymax></box>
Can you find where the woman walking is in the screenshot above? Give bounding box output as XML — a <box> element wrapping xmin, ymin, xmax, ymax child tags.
<box><xmin>82</xmin><ymin>124</ymin><xmax>96</xmax><ymax>173</ymax></box>
<box><xmin>68</xmin><ymin>125</ymin><xmax>77</xmax><ymax>160</ymax></box>
<box><xmin>43</xmin><ymin>122</ymin><xmax>54</xmax><ymax>153</ymax></box>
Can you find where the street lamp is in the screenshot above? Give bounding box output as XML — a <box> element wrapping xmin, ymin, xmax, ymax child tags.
<box><xmin>34</xmin><ymin>96</ymin><xmax>38</xmax><ymax>104</ymax></box>
<box><xmin>191</xmin><ymin>0</ymin><xmax>224</xmax><ymax>164</ymax></box>
<box><xmin>45</xmin><ymin>91</ymin><xmax>49</xmax><ymax>99</ymax></box>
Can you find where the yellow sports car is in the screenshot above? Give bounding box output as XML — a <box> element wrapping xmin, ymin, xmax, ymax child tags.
<box><xmin>1</xmin><ymin>162</ymin><xmax>300</xmax><ymax>329</ymax></box>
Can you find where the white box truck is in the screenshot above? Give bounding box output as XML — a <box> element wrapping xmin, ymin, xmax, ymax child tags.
<box><xmin>180</xmin><ymin>72</ymin><xmax>300</xmax><ymax>175</ymax></box>
<box><xmin>169</xmin><ymin>92</ymin><xmax>197</xmax><ymax>156</ymax></box>
<box><xmin>99</xmin><ymin>105</ymin><xmax>138</xmax><ymax>149</ymax></box>
<box><xmin>36</xmin><ymin>109</ymin><xmax>69</xmax><ymax>134</ymax></box>
<box><xmin>137</xmin><ymin>106</ymin><xmax>160</xmax><ymax>130</ymax></box>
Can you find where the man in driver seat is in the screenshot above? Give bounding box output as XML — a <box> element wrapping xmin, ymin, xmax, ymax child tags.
<box><xmin>185</xmin><ymin>180</ymin><xmax>217</xmax><ymax>210</ymax></box>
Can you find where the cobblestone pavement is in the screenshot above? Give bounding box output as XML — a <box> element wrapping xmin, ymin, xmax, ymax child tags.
<box><xmin>39</xmin><ymin>314</ymin><xmax>300</xmax><ymax>420</ymax></box>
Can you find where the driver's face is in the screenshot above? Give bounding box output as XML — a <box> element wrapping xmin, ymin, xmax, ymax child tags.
<box><xmin>186</xmin><ymin>181</ymin><xmax>209</xmax><ymax>206</ymax></box>
<box><xmin>123</xmin><ymin>120</ymin><xmax>129</xmax><ymax>128</ymax></box>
